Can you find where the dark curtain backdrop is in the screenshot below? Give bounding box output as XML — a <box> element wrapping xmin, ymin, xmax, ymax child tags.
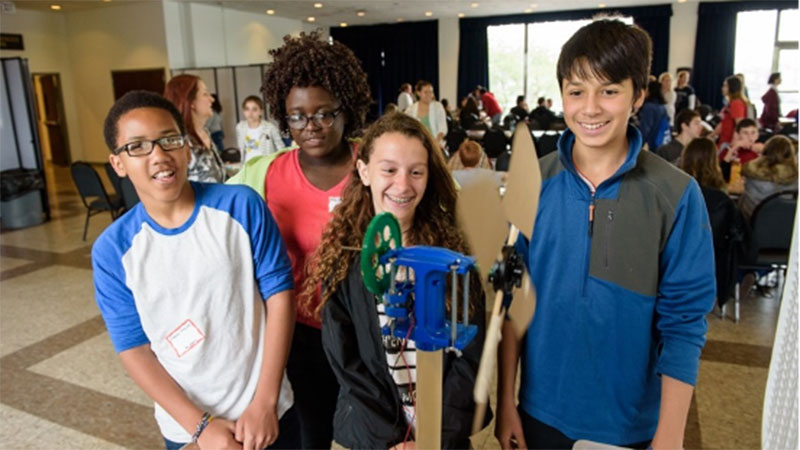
<box><xmin>693</xmin><ymin>1</ymin><xmax>797</xmax><ymax>109</ymax></box>
<box><xmin>331</xmin><ymin>20</ymin><xmax>438</xmax><ymax>121</ymax></box>
<box><xmin>457</xmin><ymin>5</ymin><xmax>673</xmax><ymax>101</ymax></box>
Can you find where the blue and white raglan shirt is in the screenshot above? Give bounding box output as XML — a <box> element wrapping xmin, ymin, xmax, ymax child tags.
<box><xmin>92</xmin><ymin>182</ymin><xmax>294</xmax><ymax>442</ymax></box>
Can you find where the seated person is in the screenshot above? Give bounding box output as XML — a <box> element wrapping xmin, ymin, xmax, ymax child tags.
<box><xmin>740</xmin><ymin>134</ymin><xmax>798</xmax><ymax>219</ymax></box>
<box><xmin>450</xmin><ymin>139</ymin><xmax>503</xmax><ymax>188</ymax></box>
<box><xmin>510</xmin><ymin>95</ymin><xmax>529</xmax><ymax>122</ymax></box>
<box><xmin>529</xmin><ymin>96</ymin><xmax>558</xmax><ymax>130</ymax></box>
<box><xmin>459</xmin><ymin>97</ymin><xmax>487</xmax><ymax>131</ymax></box>
<box><xmin>655</xmin><ymin>109</ymin><xmax>704</xmax><ymax>165</ymax></box>
<box><xmin>720</xmin><ymin>118</ymin><xmax>763</xmax><ymax>182</ymax></box>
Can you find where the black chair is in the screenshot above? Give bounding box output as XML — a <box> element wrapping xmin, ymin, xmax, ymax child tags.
<box><xmin>732</xmin><ymin>189</ymin><xmax>797</xmax><ymax>322</ymax></box>
<box><xmin>222</xmin><ymin>147</ymin><xmax>242</xmax><ymax>163</ymax></box>
<box><xmin>105</xmin><ymin>162</ymin><xmax>140</xmax><ymax>213</ymax></box>
<box><xmin>483</xmin><ymin>128</ymin><xmax>509</xmax><ymax>158</ymax></box>
<box><xmin>445</xmin><ymin>128</ymin><xmax>467</xmax><ymax>158</ymax></box>
<box><xmin>495</xmin><ymin>150</ymin><xmax>511</xmax><ymax>172</ymax></box>
<box><xmin>536</xmin><ymin>131</ymin><xmax>560</xmax><ymax>158</ymax></box>
<box><xmin>71</xmin><ymin>162</ymin><xmax>123</xmax><ymax>241</ymax></box>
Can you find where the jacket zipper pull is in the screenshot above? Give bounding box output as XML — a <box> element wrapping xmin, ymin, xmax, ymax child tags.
<box><xmin>588</xmin><ymin>197</ymin><xmax>596</xmax><ymax>236</ymax></box>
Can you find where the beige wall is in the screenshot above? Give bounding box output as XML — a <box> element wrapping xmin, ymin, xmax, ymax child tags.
<box><xmin>438</xmin><ymin>18</ymin><xmax>460</xmax><ymax>110</ymax></box>
<box><xmin>65</xmin><ymin>2</ymin><xmax>170</xmax><ymax>162</ymax></box>
<box><xmin>163</xmin><ymin>1</ymin><xmax>318</xmax><ymax>69</ymax></box>
<box><xmin>0</xmin><ymin>8</ymin><xmax>82</xmax><ymax>162</ymax></box>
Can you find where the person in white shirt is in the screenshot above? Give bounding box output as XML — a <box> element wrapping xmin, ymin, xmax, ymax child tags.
<box><xmin>236</xmin><ymin>96</ymin><xmax>285</xmax><ymax>163</ymax></box>
<box><xmin>404</xmin><ymin>80</ymin><xmax>448</xmax><ymax>146</ymax></box>
<box><xmin>397</xmin><ymin>83</ymin><xmax>414</xmax><ymax>113</ymax></box>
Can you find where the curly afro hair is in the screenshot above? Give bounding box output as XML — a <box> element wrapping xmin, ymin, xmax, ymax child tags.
<box><xmin>262</xmin><ymin>30</ymin><xmax>372</xmax><ymax>140</ymax></box>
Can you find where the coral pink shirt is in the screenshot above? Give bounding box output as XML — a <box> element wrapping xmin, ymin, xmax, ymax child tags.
<box><xmin>718</xmin><ymin>98</ymin><xmax>747</xmax><ymax>146</ymax></box>
<box><xmin>266</xmin><ymin>148</ymin><xmax>350</xmax><ymax>328</ymax></box>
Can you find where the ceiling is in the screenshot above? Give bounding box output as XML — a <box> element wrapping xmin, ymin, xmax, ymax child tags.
<box><xmin>13</xmin><ymin>0</ymin><xmax>707</xmax><ymax>25</ymax></box>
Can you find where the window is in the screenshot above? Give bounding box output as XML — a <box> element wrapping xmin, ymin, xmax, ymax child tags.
<box><xmin>488</xmin><ymin>17</ymin><xmax>632</xmax><ymax>114</ymax></box>
<box><xmin>734</xmin><ymin>9</ymin><xmax>799</xmax><ymax>117</ymax></box>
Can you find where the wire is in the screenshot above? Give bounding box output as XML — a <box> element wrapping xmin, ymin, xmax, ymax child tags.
<box><xmin>399</xmin><ymin>317</ymin><xmax>416</xmax><ymax>446</ymax></box>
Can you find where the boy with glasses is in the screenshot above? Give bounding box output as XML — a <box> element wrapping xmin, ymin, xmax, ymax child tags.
<box><xmin>496</xmin><ymin>19</ymin><xmax>715</xmax><ymax>449</ymax></box>
<box><xmin>93</xmin><ymin>90</ymin><xmax>298</xmax><ymax>449</ymax></box>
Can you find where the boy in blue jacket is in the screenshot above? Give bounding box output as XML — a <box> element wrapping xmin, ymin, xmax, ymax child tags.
<box><xmin>495</xmin><ymin>19</ymin><xmax>715</xmax><ymax>449</ymax></box>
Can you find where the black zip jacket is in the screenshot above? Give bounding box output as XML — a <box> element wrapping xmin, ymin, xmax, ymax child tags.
<box><xmin>321</xmin><ymin>259</ymin><xmax>491</xmax><ymax>449</ymax></box>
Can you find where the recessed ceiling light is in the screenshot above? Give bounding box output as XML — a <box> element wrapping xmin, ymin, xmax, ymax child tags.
<box><xmin>425</xmin><ymin>11</ymin><xmax>433</xmax><ymax>16</ymax></box>
<box><xmin>677</xmin><ymin>0</ymin><xmax>687</xmax><ymax>2</ymax></box>
<box><xmin>356</xmin><ymin>10</ymin><xmax>366</xmax><ymax>17</ymax></box>
<box><xmin>340</xmin><ymin>22</ymin><xmax>348</xmax><ymax>27</ymax></box>
<box><xmin>524</xmin><ymin>8</ymin><xmax>532</xmax><ymax>13</ymax></box>
<box><xmin>102</xmin><ymin>0</ymin><xmax>112</xmax><ymax>2</ymax></box>
<box><xmin>266</xmin><ymin>9</ymin><xmax>275</xmax><ymax>15</ymax></box>
<box><xmin>530</xmin><ymin>3</ymin><xmax>538</xmax><ymax>7</ymax></box>
<box><xmin>471</xmin><ymin>2</ymin><xmax>479</xmax><ymax>7</ymax></box>
<box><xmin>397</xmin><ymin>17</ymin><xmax>404</xmax><ymax>22</ymax></box>
<box><xmin>314</xmin><ymin>2</ymin><xmax>323</xmax><ymax>8</ymax></box>
<box><xmin>598</xmin><ymin>3</ymin><xmax>607</xmax><ymax>7</ymax></box>
<box><xmin>457</xmin><ymin>12</ymin><xmax>465</xmax><ymax>18</ymax></box>
<box><xmin>307</xmin><ymin>16</ymin><xmax>315</xmax><ymax>22</ymax></box>
<box><xmin>50</xmin><ymin>4</ymin><xmax>61</xmax><ymax>10</ymax></box>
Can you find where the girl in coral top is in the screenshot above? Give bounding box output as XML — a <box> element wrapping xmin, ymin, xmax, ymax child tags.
<box><xmin>228</xmin><ymin>30</ymin><xmax>371</xmax><ymax>449</ymax></box>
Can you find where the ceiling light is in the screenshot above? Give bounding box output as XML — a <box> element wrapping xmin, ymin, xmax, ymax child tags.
<box><xmin>530</xmin><ymin>3</ymin><xmax>538</xmax><ymax>7</ymax></box>
<box><xmin>314</xmin><ymin>2</ymin><xmax>323</xmax><ymax>8</ymax></box>
<box><xmin>524</xmin><ymin>8</ymin><xmax>532</xmax><ymax>13</ymax></box>
<box><xmin>307</xmin><ymin>16</ymin><xmax>316</xmax><ymax>22</ymax></box>
<box><xmin>50</xmin><ymin>4</ymin><xmax>61</xmax><ymax>10</ymax></box>
<box><xmin>397</xmin><ymin>17</ymin><xmax>404</xmax><ymax>22</ymax></box>
<box><xmin>266</xmin><ymin>9</ymin><xmax>275</xmax><ymax>15</ymax></box>
<box><xmin>457</xmin><ymin>12</ymin><xmax>465</xmax><ymax>18</ymax></box>
<box><xmin>425</xmin><ymin>11</ymin><xmax>433</xmax><ymax>16</ymax></box>
<box><xmin>677</xmin><ymin>0</ymin><xmax>687</xmax><ymax>2</ymax></box>
<box><xmin>471</xmin><ymin>3</ymin><xmax>479</xmax><ymax>7</ymax></box>
<box><xmin>356</xmin><ymin>10</ymin><xmax>366</xmax><ymax>17</ymax></box>
<box><xmin>340</xmin><ymin>22</ymin><xmax>348</xmax><ymax>27</ymax></box>
<box><xmin>598</xmin><ymin>3</ymin><xmax>607</xmax><ymax>7</ymax></box>
<box><xmin>102</xmin><ymin>0</ymin><xmax>112</xmax><ymax>2</ymax></box>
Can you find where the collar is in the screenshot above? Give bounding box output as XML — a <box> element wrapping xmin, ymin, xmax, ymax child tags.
<box><xmin>556</xmin><ymin>124</ymin><xmax>643</xmax><ymax>192</ymax></box>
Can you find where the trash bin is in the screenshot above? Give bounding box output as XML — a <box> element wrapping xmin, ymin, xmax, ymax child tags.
<box><xmin>1</xmin><ymin>169</ymin><xmax>45</xmax><ymax>229</ymax></box>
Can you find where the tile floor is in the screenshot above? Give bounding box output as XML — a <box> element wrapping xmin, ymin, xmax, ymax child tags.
<box><xmin>0</xmin><ymin>163</ymin><xmax>782</xmax><ymax>449</ymax></box>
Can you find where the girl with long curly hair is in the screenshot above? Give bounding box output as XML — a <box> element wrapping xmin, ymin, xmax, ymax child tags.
<box><xmin>227</xmin><ymin>30</ymin><xmax>372</xmax><ymax>449</ymax></box>
<box><xmin>303</xmin><ymin>112</ymin><xmax>488</xmax><ymax>449</ymax></box>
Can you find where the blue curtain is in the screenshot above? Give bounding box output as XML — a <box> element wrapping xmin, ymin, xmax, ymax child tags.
<box><xmin>456</xmin><ymin>5</ymin><xmax>673</xmax><ymax>101</ymax></box>
<box><xmin>693</xmin><ymin>1</ymin><xmax>797</xmax><ymax>109</ymax></box>
<box><xmin>331</xmin><ymin>20</ymin><xmax>439</xmax><ymax>121</ymax></box>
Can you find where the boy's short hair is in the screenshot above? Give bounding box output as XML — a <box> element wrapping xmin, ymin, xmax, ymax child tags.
<box><xmin>557</xmin><ymin>18</ymin><xmax>652</xmax><ymax>97</ymax></box>
<box><xmin>458</xmin><ymin>140</ymin><xmax>483</xmax><ymax>168</ymax></box>
<box><xmin>103</xmin><ymin>90</ymin><xmax>185</xmax><ymax>153</ymax></box>
<box><xmin>537</xmin><ymin>97</ymin><xmax>546</xmax><ymax>106</ymax></box>
<box><xmin>242</xmin><ymin>95</ymin><xmax>264</xmax><ymax>110</ymax></box>
<box><xmin>675</xmin><ymin>109</ymin><xmax>699</xmax><ymax>132</ymax></box>
<box><xmin>735</xmin><ymin>118</ymin><xmax>758</xmax><ymax>133</ymax></box>
<box><xmin>516</xmin><ymin>95</ymin><xmax>526</xmax><ymax>105</ymax></box>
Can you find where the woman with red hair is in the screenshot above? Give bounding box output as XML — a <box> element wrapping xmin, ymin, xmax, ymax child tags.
<box><xmin>164</xmin><ymin>74</ymin><xmax>225</xmax><ymax>183</ymax></box>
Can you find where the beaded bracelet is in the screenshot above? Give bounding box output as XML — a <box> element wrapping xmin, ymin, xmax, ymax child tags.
<box><xmin>191</xmin><ymin>412</ymin><xmax>214</xmax><ymax>444</ymax></box>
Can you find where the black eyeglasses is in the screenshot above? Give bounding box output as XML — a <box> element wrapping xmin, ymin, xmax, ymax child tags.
<box><xmin>286</xmin><ymin>109</ymin><xmax>342</xmax><ymax>130</ymax></box>
<box><xmin>113</xmin><ymin>135</ymin><xmax>187</xmax><ymax>157</ymax></box>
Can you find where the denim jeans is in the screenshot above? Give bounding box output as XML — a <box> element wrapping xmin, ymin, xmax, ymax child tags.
<box><xmin>163</xmin><ymin>407</ymin><xmax>300</xmax><ymax>450</ymax></box>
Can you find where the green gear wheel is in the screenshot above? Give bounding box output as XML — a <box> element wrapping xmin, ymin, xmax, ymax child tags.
<box><xmin>360</xmin><ymin>212</ymin><xmax>403</xmax><ymax>295</ymax></box>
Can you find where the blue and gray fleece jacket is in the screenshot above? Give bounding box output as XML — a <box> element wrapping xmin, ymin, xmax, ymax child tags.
<box><xmin>515</xmin><ymin>125</ymin><xmax>716</xmax><ymax>445</ymax></box>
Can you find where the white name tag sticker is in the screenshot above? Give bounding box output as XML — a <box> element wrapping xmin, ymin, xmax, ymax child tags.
<box><xmin>166</xmin><ymin>319</ymin><xmax>205</xmax><ymax>357</ymax></box>
<box><xmin>328</xmin><ymin>196</ymin><xmax>342</xmax><ymax>212</ymax></box>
